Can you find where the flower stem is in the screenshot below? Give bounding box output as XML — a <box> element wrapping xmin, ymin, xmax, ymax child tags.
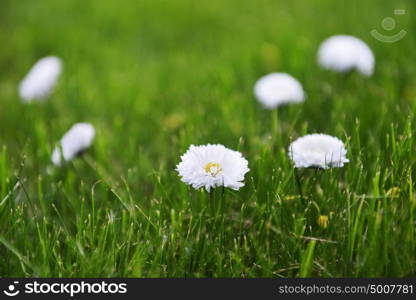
<box><xmin>272</xmin><ymin>109</ymin><xmax>279</xmax><ymax>134</ymax></box>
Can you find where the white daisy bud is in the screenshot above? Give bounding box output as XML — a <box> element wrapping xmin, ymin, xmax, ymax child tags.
<box><xmin>19</xmin><ymin>56</ymin><xmax>63</xmax><ymax>102</ymax></box>
<box><xmin>176</xmin><ymin>144</ymin><xmax>250</xmax><ymax>192</ymax></box>
<box><xmin>254</xmin><ymin>72</ymin><xmax>305</xmax><ymax>109</ymax></box>
<box><xmin>51</xmin><ymin>123</ymin><xmax>95</xmax><ymax>166</ymax></box>
<box><xmin>318</xmin><ymin>35</ymin><xmax>375</xmax><ymax>76</ymax></box>
<box><xmin>288</xmin><ymin>134</ymin><xmax>349</xmax><ymax>169</ymax></box>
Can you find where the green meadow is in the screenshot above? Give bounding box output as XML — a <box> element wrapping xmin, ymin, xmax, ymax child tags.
<box><xmin>1</xmin><ymin>0</ymin><xmax>416</xmax><ymax>277</ymax></box>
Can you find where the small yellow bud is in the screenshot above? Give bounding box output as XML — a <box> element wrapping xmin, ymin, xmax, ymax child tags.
<box><xmin>317</xmin><ymin>215</ymin><xmax>329</xmax><ymax>229</ymax></box>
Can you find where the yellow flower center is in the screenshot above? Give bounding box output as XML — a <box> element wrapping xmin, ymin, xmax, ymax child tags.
<box><xmin>204</xmin><ymin>162</ymin><xmax>222</xmax><ymax>177</ymax></box>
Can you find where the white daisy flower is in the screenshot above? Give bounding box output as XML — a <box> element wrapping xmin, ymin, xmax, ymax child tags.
<box><xmin>176</xmin><ymin>144</ymin><xmax>249</xmax><ymax>192</ymax></box>
<box><xmin>288</xmin><ymin>134</ymin><xmax>349</xmax><ymax>169</ymax></box>
<box><xmin>51</xmin><ymin>123</ymin><xmax>95</xmax><ymax>166</ymax></box>
<box><xmin>19</xmin><ymin>56</ymin><xmax>63</xmax><ymax>102</ymax></box>
<box><xmin>317</xmin><ymin>35</ymin><xmax>375</xmax><ymax>76</ymax></box>
<box><xmin>254</xmin><ymin>72</ymin><xmax>305</xmax><ymax>109</ymax></box>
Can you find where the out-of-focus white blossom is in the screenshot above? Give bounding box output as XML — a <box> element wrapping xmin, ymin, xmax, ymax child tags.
<box><xmin>19</xmin><ymin>56</ymin><xmax>62</xmax><ymax>102</ymax></box>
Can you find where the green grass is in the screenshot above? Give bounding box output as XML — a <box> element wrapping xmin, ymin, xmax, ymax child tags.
<box><xmin>1</xmin><ymin>0</ymin><xmax>416</xmax><ymax>277</ymax></box>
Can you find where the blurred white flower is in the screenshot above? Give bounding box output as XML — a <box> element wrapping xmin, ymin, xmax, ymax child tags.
<box><xmin>176</xmin><ymin>144</ymin><xmax>249</xmax><ymax>192</ymax></box>
<box><xmin>288</xmin><ymin>134</ymin><xmax>349</xmax><ymax>169</ymax></box>
<box><xmin>318</xmin><ymin>35</ymin><xmax>374</xmax><ymax>76</ymax></box>
<box><xmin>52</xmin><ymin>123</ymin><xmax>95</xmax><ymax>166</ymax></box>
<box><xmin>254</xmin><ymin>72</ymin><xmax>305</xmax><ymax>109</ymax></box>
<box><xmin>19</xmin><ymin>56</ymin><xmax>63</xmax><ymax>102</ymax></box>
